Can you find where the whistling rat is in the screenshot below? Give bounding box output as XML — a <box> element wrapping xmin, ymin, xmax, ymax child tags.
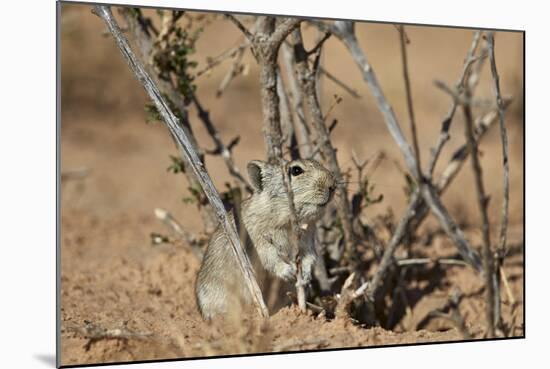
<box><xmin>195</xmin><ymin>159</ymin><xmax>336</xmax><ymax>319</ymax></box>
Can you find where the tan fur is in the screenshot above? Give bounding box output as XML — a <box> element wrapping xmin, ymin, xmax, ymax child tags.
<box><xmin>195</xmin><ymin>159</ymin><xmax>336</xmax><ymax>319</ymax></box>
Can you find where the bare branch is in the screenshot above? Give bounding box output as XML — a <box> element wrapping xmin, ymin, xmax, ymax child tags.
<box><xmin>192</xmin><ymin>96</ymin><xmax>252</xmax><ymax>192</ymax></box>
<box><xmin>226</xmin><ymin>17</ymin><xmax>302</xmax><ymax>162</ymax></box>
<box><xmin>328</xmin><ymin>21</ymin><xmax>417</xmax><ymax>172</ymax></box>
<box><xmin>215</xmin><ymin>46</ymin><xmax>247</xmax><ymax>97</ymax></box>
<box><xmin>433</xmin><ymin>80</ymin><xmax>497</xmax><ymax>109</ymax></box>
<box><xmin>427</xmin><ymin>31</ymin><xmax>482</xmax><ymax>178</ymax></box>
<box><xmin>500</xmin><ymin>266</ymin><xmax>516</xmax><ymax>306</ymax></box>
<box><xmin>195</xmin><ymin>41</ymin><xmax>249</xmax><ymax>78</ymax></box>
<box><xmin>395</xmin><ymin>257</ymin><xmax>470</xmax><ymax>267</ymax></box>
<box><xmin>406</xmin><ymin>101</ymin><xmax>512</xmax><ymax>242</ymax></box>
<box><xmin>281</xmin><ymin>43</ymin><xmax>312</xmax><ymax>157</ymax></box>
<box><xmin>270</xmin><ymin>18</ymin><xmax>303</xmax><ymax>48</ymax></box>
<box><xmin>462</xmin><ymin>41</ymin><xmax>495</xmax><ymax>336</ymax></box>
<box><xmin>422</xmin><ymin>184</ymin><xmax>483</xmax><ymax>270</ymax></box>
<box><xmin>67</xmin><ymin>321</ymin><xmax>152</xmax><ymax>351</ymax></box>
<box><xmin>397</xmin><ymin>25</ymin><xmax>422</xmax><ymax>180</ymax></box>
<box><xmin>486</xmin><ymin>32</ymin><xmax>510</xmax><ymax>264</ymax></box>
<box><xmin>426</xmin><ymin>288</ymin><xmax>472</xmax><ymax>340</ymax></box>
<box><xmin>436</xmin><ymin>101</ymin><xmax>512</xmax><ymax>191</ymax></box>
<box><xmin>277</xmin><ymin>70</ymin><xmax>300</xmax><ymax>159</ymax></box>
<box><xmin>362</xmin><ymin>190</ymin><xmax>422</xmax><ymax>302</ymax></box>
<box><xmin>224</xmin><ymin>14</ymin><xmax>254</xmax><ymax>42</ymax></box>
<box><xmin>326</xmin><ymin>21</ymin><xmax>482</xmax><ymax>272</ymax></box>
<box><xmin>350</xmin><ymin>83</ymin><xmax>510</xmax><ymax>316</ymax></box>
<box><xmin>352</xmin><ymin>103</ymin><xmax>508</xmax><ymax>311</ymax></box>
<box><xmin>319</xmin><ymin>67</ymin><xmax>361</xmax><ymax>98</ymax></box>
<box><xmin>154</xmin><ymin>208</ymin><xmax>204</xmax><ymax>259</ymax></box>
<box><xmin>486</xmin><ymin>30</ymin><xmax>510</xmax><ymax>336</ymax></box>
<box><xmin>307</xmin><ymin>31</ymin><xmax>331</xmax><ymax>56</ymax></box>
<box><xmin>335</xmin><ymin>272</ymin><xmax>356</xmax><ymax>318</ymax></box>
<box><xmin>94</xmin><ymin>5</ymin><xmax>268</xmax><ymax>318</ymax></box>
<box><xmin>290</xmin><ymin>27</ymin><xmax>358</xmax><ymax>265</ymax></box>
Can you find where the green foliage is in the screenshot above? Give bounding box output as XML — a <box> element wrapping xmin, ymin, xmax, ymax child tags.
<box><xmin>127</xmin><ymin>7</ymin><xmax>140</xmax><ymax>18</ymax></box>
<box><xmin>152</xmin><ymin>15</ymin><xmax>203</xmax><ymax>104</ymax></box>
<box><xmin>167</xmin><ymin>155</ymin><xmax>186</xmax><ymax>174</ymax></box>
<box><xmin>182</xmin><ymin>183</ymin><xmax>205</xmax><ymax>206</ymax></box>
<box><xmin>144</xmin><ymin>102</ymin><xmax>162</xmax><ymax>124</ymax></box>
<box><xmin>361</xmin><ymin>179</ymin><xmax>384</xmax><ymax>207</ymax></box>
<box><xmin>403</xmin><ymin>172</ymin><xmax>417</xmax><ymax>200</ymax></box>
<box><xmin>144</xmin><ymin>93</ymin><xmax>187</xmax><ymax>125</ymax></box>
<box><xmin>181</xmin><ymin>196</ymin><xmax>195</xmax><ymax>204</ymax></box>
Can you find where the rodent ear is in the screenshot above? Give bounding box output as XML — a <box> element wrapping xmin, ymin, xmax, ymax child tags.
<box><xmin>247</xmin><ymin>160</ymin><xmax>265</xmax><ymax>192</ymax></box>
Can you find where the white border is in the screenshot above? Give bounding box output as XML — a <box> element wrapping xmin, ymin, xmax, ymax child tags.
<box><xmin>2</xmin><ymin>0</ymin><xmax>545</xmax><ymax>368</ymax></box>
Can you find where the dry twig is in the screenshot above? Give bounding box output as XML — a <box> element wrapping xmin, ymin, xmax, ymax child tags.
<box><xmin>462</xmin><ymin>42</ymin><xmax>495</xmax><ymax>337</ymax></box>
<box><xmin>397</xmin><ymin>25</ymin><xmax>422</xmax><ymax>180</ymax></box>
<box><xmin>427</xmin><ymin>31</ymin><xmax>483</xmax><ymax>178</ymax></box>
<box><xmin>426</xmin><ymin>288</ymin><xmax>472</xmax><ymax>339</ymax></box>
<box><xmin>154</xmin><ymin>208</ymin><xmax>204</xmax><ymax>259</ymax></box>
<box><xmin>319</xmin><ymin>67</ymin><xmax>361</xmax><ymax>98</ymax></box>
<box><xmin>67</xmin><ymin>321</ymin><xmax>152</xmax><ymax>351</ymax></box>
<box><xmin>195</xmin><ymin>41</ymin><xmax>249</xmax><ymax>78</ymax></box>
<box><xmin>487</xmin><ymin>32</ymin><xmax>510</xmax><ymax>329</ymax></box>
<box><xmin>192</xmin><ymin>96</ymin><xmax>252</xmax><ymax>192</ymax></box>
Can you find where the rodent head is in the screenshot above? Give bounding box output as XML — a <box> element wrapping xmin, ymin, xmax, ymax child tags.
<box><xmin>246</xmin><ymin>159</ymin><xmax>336</xmax><ymax>225</ymax></box>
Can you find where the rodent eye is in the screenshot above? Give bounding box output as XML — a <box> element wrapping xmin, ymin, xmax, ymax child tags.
<box><xmin>290</xmin><ymin>165</ymin><xmax>304</xmax><ymax>177</ymax></box>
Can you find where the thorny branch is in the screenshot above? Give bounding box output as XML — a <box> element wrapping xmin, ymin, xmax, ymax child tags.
<box><xmin>154</xmin><ymin>208</ymin><xmax>204</xmax><ymax>259</ymax></box>
<box><xmin>192</xmin><ymin>95</ymin><xmax>252</xmax><ymax>192</ymax></box>
<box><xmin>462</xmin><ymin>54</ymin><xmax>495</xmax><ymax>337</ymax></box>
<box><xmin>340</xmin><ymin>32</ymin><xmax>509</xmax><ymax>312</ymax></box>
<box><xmin>427</xmin><ymin>31</ymin><xmax>482</xmax><ymax>179</ymax></box>
<box><xmin>487</xmin><ymin>31</ymin><xmax>510</xmax><ymax>333</ymax></box>
<box><xmin>319</xmin><ymin>20</ymin><xmax>482</xmax><ymax>272</ymax></box>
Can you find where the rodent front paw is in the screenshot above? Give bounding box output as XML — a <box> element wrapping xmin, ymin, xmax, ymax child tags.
<box><xmin>276</xmin><ymin>262</ymin><xmax>297</xmax><ymax>282</ymax></box>
<box><xmin>299</xmin><ymin>268</ymin><xmax>312</xmax><ymax>286</ymax></box>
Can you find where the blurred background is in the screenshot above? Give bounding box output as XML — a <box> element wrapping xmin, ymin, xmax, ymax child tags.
<box><xmin>60</xmin><ymin>5</ymin><xmax>523</xmax><ymax>228</ymax></box>
<box><xmin>59</xmin><ymin>2</ymin><xmax>523</xmax><ymax>365</ymax></box>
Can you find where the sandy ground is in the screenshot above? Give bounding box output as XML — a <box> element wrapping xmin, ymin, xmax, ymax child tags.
<box><xmin>59</xmin><ymin>4</ymin><xmax>524</xmax><ymax>366</ymax></box>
